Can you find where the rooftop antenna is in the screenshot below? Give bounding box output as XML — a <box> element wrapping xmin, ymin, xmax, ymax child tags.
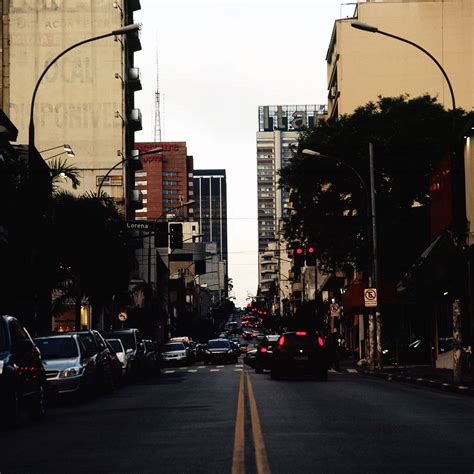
<box><xmin>154</xmin><ymin>42</ymin><xmax>162</xmax><ymax>142</ymax></box>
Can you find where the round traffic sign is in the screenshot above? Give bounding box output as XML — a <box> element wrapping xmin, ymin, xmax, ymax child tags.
<box><xmin>118</xmin><ymin>312</ymin><xmax>128</xmax><ymax>322</ymax></box>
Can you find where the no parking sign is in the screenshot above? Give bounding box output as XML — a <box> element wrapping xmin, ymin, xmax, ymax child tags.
<box><xmin>364</xmin><ymin>288</ymin><xmax>377</xmax><ymax>307</ymax></box>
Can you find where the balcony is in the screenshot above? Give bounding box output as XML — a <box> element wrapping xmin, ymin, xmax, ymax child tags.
<box><xmin>127</xmin><ymin>67</ymin><xmax>142</xmax><ymax>92</ymax></box>
<box><xmin>128</xmin><ymin>108</ymin><xmax>142</xmax><ymax>132</ymax></box>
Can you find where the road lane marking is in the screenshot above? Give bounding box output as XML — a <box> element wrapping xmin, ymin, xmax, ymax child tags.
<box><xmin>246</xmin><ymin>372</ymin><xmax>271</xmax><ymax>474</ymax></box>
<box><xmin>210</xmin><ymin>369</ymin><xmax>221</xmax><ymax>372</ymax></box>
<box><xmin>347</xmin><ymin>368</ymin><xmax>358</xmax><ymax>374</ymax></box>
<box><xmin>217</xmin><ymin>365</ymin><xmax>225</xmax><ymax>368</ymax></box>
<box><xmin>187</xmin><ymin>370</ymin><xmax>197</xmax><ymax>373</ymax></box>
<box><xmin>163</xmin><ymin>370</ymin><xmax>175</xmax><ymax>374</ymax></box>
<box><xmin>234</xmin><ymin>369</ymin><xmax>243</xmax><ymax>372</ymax></box>
<box><xmin>197</xmin><ymin>366</ymin><xmax>206</xmax><ymax>369</ymax></box>
<box><xmin>232</xmin><ymin>370</ymin><xmax>245</xmax><ymax>474</ymax></box>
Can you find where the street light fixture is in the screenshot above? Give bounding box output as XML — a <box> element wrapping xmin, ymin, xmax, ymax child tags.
<box><xmin>350</xmin><ymin>20</ymin><xmax>463</xmax><ymax>380</ymax></box>
<box><xmin>302</xmin><ymin>147</ymin><xmax>380</xmax><ymax>369</ymax></box>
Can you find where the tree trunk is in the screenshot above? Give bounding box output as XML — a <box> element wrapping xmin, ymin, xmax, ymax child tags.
<box><xmin>376</xmin><ymin>311</ymin><xmax>382</xmax><ymax>369</ymax></box>
<box><xmin>452</xmin><ymin>298</ymin><xmax>462</xmax><ymax>384</ymax></box>
<box><xmin>369</xmin><ymin>311</ymin><xmax>375</xmax><ymax>370</ymax></box>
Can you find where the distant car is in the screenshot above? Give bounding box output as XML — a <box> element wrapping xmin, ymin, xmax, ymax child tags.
<box><xmin>204</xmin><ymin>339</ymin><xmax>238</xmax><ymax>364</ymax></box>
<box><xmin>34</xmin><ymin>334</ymin><xmax>95</xmax><ymax>397</ymax></box>
<box><xmin>103</xmin><ymin>329</ymin><xmax>145</xmax><ymax>378</ymax></box>
<box><xmin>0</xmin><ymin>315</ymin><xmax>47</xmax><ymax>425</ymax></box>
<box><xmin>271</xmin><ymin>331</ymin><xmax>329</xmax><ymax>381</ymax></box>
<box><xmin>255</xmin><ymin>335</ymin><xmax>280</xmax><ymax>373</ymax></box>
<box><xmin>104</xmin><ymin>340</ymin><xmax>124</xmax><ymax>387</ymax></box>
<box><xmin>160</xmin><ymin>341</ymin><xmax>189</xmax><ymax>365</ymax></box>
<box><xmin>106</xmin><ymin>338</ymin><xmax>129</xmax><ymax>377</ymax></box>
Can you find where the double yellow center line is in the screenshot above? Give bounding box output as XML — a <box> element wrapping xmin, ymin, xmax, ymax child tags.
<box><xmin>232</xmin><ymin>370</ymin><xmax>271</xmax><ymax>474</ymax></box>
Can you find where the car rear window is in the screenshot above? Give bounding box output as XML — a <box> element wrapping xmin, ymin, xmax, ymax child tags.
<box><xmin>162</xmin><ymin>343</ymin><xmax>184</xmax><ymax>352</ymax></box>
<box><xmin>208</xmin><ymin>340</ymin><xmax>231</xmax><ymax>349</ymax></box>
<box><xmin>281</xmin><ymin>333</ymin><xmax>320</xmax><ymax>347</ymax></box>
<box><xmin>35</xmin><ymin>337</ymin><xmax>78</xmax><ymax>359</ymax></box>
<box><xmin>107</xmin><ymin>340</ymin><xmax>124</xmax><ymax>353</ymax></box>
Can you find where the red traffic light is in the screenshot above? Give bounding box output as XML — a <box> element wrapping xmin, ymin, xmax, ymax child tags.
<box><xmin>307</xmin><ymin>246</ymin><xmax>315</xmax><ymax>254</ymax></box>
<box><xmin>296</xmin><ymin>248</ymin><xmax>303</xmax><ymax>254</ymax></box>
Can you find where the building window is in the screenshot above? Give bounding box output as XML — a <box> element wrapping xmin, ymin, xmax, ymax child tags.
<box><xmin>135</xmin><ymin>181</ymin><xmax>147</xmax><ymax>187</ymax></box>
<box><xmin>163</xmin><ymin>180</ymin><xmax>178</xmax><ymax>186</ymax></box>
<box><xmin>163</xmin><ymin>189</ymin><xmax>177</xmax><ymax>195</ymax></box>
<box><xmin>163</xmin><ymin>171</ymin><xmax>178</xmax><ymax>177</ymax></box>
<box><xmin>163</xmin><ymin>198</ymin><xmax>178</xmax><ymax>204</ymax></box>
<box><xmin>135</xmin><ymin>172</ymin><xmax>147</xmax><ymax>178</ymax></box>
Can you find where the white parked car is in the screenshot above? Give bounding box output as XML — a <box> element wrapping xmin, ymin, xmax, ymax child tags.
<box><xmin>106</xmin><ymin>338</ymin><xmax>129</xmax><ymax>376</ymax></box>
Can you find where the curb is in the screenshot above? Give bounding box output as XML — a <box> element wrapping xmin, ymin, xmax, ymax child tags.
<box><xmin>358</xmin><ymin>369</ymin><xmax>474</xmax><ymax>397</ymax></box>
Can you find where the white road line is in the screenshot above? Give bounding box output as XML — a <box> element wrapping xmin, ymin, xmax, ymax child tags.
<box><xmin>347</xmin><ymin>368</ymin><xmax>358</xmax><ymax>374</ymax></box>
<box><xmin>216</xmin><ymin>365</ymin><xmax>225</xmax><ymax>368</ymax></box>
<box><xmin>164</xmin><ymin>370</ymin><xmax>175</xmax><ymax>374</ymax></box>
<box><xmin>329</xmin><ymin>369</ymin><xmax>337</xmax><ymax>373</ymax></box>
<box><xmin>234</xmin><ymin>369</ymin><xmax>243</xmax><ymax>372</ymax></box>
<box><xmin>179</xmin><ymin>367</ymin><xmax>189</xmax><ymax>370</ymax></box>
<box><xmin>187</xmin><ymin>370</ymin><xmax>198</xmax><ymax>373</ymax></box>
<box><xmin>210</xmin><ymin>369</ymin><xmax>221</xmax><ymax>372</ymax></box>
<box><xmin>197</xmin><ymin>366</ymin><xmax>206</xmax><ymax>369</ymax></box>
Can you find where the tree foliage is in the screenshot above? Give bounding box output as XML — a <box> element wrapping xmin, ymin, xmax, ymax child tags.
<box><xmin>279</xmin><ymin>95</ymin><xmax>473</xmax><ymax>280</ymax></box>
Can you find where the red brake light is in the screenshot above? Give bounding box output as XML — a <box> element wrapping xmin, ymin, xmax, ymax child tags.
<box><xmin>318</xmin><ymin>336</ymin><xmax>325</xmax><ymax>347</ymax></box>
<box><xmin>278</xmin><ymin>335</ymin><xmax>285</xmax><ymax>346</ymax></box>
<box><xmin>260</xmin><ymin>347</ymin><xmax>267</xmax><ymax>353</ymax></box>
<box><xmin>296</xmin><ymin>331</ymin><xmax>307</xmax><ymax>336</ymax></box>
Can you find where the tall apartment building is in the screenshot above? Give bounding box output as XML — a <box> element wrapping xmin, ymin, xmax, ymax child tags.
<box><xmin>193</xmin><ymin>169</ymin><xmax>228</xmax><ymax>267</ymax></box>
<box><xmin>135</xmin><ymin>142</ymin><xmax>194</xmax><ymax>220</ymax></box>
<box><xmin>1</xmin><ymin>1</ymin><xmax>143</xmax><ymax>216</ymax></box>
<box><xmin>256</xmin><ymin>105</ymin><xmax>327</xmax><ymax>293</ymax></box>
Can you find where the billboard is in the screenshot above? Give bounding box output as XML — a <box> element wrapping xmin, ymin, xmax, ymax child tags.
<box><xmin>258</xmin><ymin>105</ymin><xmax>327</xmax><ymax>132</ymax></box>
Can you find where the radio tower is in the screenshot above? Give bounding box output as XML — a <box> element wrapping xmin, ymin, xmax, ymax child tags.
<box><xmin>154</xmin><ymin>45</ymin><xmax>162</xmax><ymax>143</ymax></box>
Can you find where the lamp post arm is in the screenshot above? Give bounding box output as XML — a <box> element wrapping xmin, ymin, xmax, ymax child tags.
<box><xmin>377</xmin><ymin>29</ymin><xmax>456</xmax><ymax>112</ymax></box>
<box><xmin>29</xmin><ymin>31</ymin><xmax>119</xmax><ymax>151</ymax></box>
<box><xmin>97</xmin><ymin>158</ymin><xmax>127</xmax><ymax>197</ymax></box>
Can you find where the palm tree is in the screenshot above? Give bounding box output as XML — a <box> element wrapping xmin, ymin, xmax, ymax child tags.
<box><xmin>48</xmin><ymin>157</ymin><xmax>81</xmax><ymax>193</ymax></box>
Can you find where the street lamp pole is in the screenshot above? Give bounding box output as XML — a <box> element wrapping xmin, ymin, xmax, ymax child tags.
<box><xmin>351</xmin><ymin>20</ymin><xmax>463</xmax><ymax>380</ymax></box>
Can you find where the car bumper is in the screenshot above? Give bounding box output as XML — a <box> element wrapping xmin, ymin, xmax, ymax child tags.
<box><xmin>46</xmin><ymin>375</ymin><xmax>85</xmax><ymax>394</ymax></box>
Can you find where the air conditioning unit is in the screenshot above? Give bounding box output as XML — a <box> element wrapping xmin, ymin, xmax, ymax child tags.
<box><xmin>130</xmin><ymin>189</ymin><xmax>143</xmax><ymax>209</ymax></box>
<box><xmin>128</xmin><ymin>108</ymin><xmax>142</xmax><ymax>132</ymax></box>
<box><xmin>127</xmin><ymin>67</ymin><xmax>142</xmax><ymax>92</ymax></box>
<box><xmin>329</xmin><ymin>86</ymin><xmax>338</xmax><ymax>99</ymax></box>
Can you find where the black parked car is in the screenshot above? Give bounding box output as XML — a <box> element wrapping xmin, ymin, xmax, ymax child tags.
<box><xmin>255</xmin><ymin>335</ymin><xmax>280</xmax><ymax>373</ymax></box>
<box><xmin>69</xmin><ymin>330</ymin><xmax>115</xmax><ymax>392</ymax></box>
<box><xmin>271</xmin><ymin>331</ymin><xmax>329</xmax><ymax>381</ymax></box>
<box><xmin>0</xmin><ymin>315</ymin><xmax>47</xmax><ymax>425</ymax></box>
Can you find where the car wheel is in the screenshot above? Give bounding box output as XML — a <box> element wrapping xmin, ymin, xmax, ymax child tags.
<box><xmin>30</xmin><ymin>384</ymin><xmax>47</xmax><ymax>420</ymax></box>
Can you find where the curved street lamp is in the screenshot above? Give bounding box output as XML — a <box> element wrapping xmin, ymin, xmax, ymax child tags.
<box><xmin>28</xmin><ymin>24</ymin><xmax>140</xmax><ymax>157</ymax></box>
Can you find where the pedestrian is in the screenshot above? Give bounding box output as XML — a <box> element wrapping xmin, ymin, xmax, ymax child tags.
<box><xmin>327</xmin><ymin>330</ymin><xmax>341</xmax><ymax>371</ymax></box>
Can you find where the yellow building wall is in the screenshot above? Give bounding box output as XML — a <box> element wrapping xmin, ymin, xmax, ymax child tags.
<box><xmin>329</xmin><ymin>0</ymin><xmax>473</xmax><ymax>116</ymax></box>
<box><xmin>8</xmin><ymin>0</ymin><xmax>125</xmax><ymax>199</ymax></box>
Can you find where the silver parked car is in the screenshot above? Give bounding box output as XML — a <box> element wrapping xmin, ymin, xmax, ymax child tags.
<box><xmin>34</xmin><ymin>334</ymin><xmax>94</xmax><ymax>396</ymax></box>
<box><xmin>160</xmin><ymin>342</ymin><xmax>188</xmax><ymax>365</ymax></box>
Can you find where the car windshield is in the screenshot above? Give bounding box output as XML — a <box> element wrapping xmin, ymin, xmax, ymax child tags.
<box><xmin>208</xmin><ymin>340</ymin><xmax>231</xmax><ymax>349</ymax></box>
<box><xmin>107</xmin><ymin>340</ymin><xmax>124</xmax><ymax>353</ymax></box>
<box><xmin>35</xmin><ymin>337</ymin><xmax>78</xmax><ymax>359</ymax></box>
<box><xmin>115</xmin><ymin>334</ymin><xmax>136</xmax><ymax>351</ymax></box>
<box><xmin>77</xmin><ymin>333</ymin><xmax>98</xmax><ymax>355</ymax></box>
<box><xmin>0</xmin><ymin>321</ymin><xmax>7</xmax><ymax>352</ymax></box>
<box><xmin>162</xmin><ymin>343</ymin><xmax>184</xmax><ymax>352</ymax></box>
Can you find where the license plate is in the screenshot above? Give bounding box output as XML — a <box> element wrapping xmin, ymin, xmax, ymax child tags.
<box><xmin>293</xmin><ymin>356</ymin><xmax>308</xmax><ymax>361</ymax></box>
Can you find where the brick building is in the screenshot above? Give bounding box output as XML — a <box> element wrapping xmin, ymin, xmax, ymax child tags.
<box><xmin>135</xmin><ymin>142</ymin><xmax>194</xmax><ymax>220</ymax></box>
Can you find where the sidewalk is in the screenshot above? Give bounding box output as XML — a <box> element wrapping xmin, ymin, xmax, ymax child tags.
<box><xmin>338</xmin><ymin>358</ymin><xmax>474</xmax><ymax>397</ymax></box>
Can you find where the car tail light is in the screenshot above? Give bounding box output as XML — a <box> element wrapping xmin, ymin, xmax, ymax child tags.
<box><xmin>260</xmin><ymin>347</ymin><xmax>268</xmax><ymax>353</ymax></box>
<box><xmin>296</xmin><ymin>331</ymin><xmax>307</xmax><ymax>336</ymax></box>
<box><xmin>318</xmin><ymin>336</ymin><xmax>325</xmax><ymax>347</ymax></box>
<box><xmin>278</xmin><ymin>335</ymin><xmax>285</xmax><ymax>346</ymax></box>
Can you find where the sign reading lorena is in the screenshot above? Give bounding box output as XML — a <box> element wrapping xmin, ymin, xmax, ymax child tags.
<box><xmin>126</xmin><ymin>220</ymin><xmax>155</xmax><ymax>231</ymax></box>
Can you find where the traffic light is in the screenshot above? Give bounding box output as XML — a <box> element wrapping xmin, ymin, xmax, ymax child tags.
<box><xmin>305</xmin><ymin>245</ymin><xmax>316</xmax><ymax>266</ymax></box>
<box><xmin>294</xmin><ymin>245</ymin><xmax>305</xmax><ymax>267</ymax></box>
<box><xmin>154</xmin><ymin>222</ymin><xmax>168</xmax><ymax>248</ymax></box>
<box><xmin>169</xmin><ymin>223</ymin><xmax>183</xmax><ymax>249</ymax></box>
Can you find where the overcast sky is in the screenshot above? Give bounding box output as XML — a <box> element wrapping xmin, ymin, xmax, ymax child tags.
<box><xmin>134</xmin><ymin>0</ymin><xmax>353</xmax><ymax>307</ymax></box>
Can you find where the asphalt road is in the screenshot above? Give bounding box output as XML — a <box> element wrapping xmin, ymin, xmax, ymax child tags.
<box><xmin>1</xmin><ymin>359</ymin><xmax>473</xmax><ymax>474</ymax></box>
